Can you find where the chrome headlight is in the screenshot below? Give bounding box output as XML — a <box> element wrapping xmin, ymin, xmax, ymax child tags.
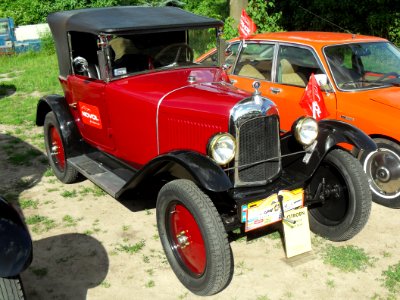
<box><xmin>208</xmin><ymin>133</ymin><xmax>236</xmax><ymax>165</ymax></box>
<box><xmin>294</xmin><ymin>117</ymin><xmax>319</xmax><ymax>146</ymax></box>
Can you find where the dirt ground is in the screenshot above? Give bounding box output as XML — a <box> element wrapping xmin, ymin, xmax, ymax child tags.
<box><xmin>1</xmin><ymin>124</ymin><xmax>399</xmax><ymax>300</ymax></box>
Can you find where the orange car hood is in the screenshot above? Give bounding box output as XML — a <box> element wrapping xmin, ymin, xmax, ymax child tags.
<box><xmin>369</xmin><ymin>87</ymin><xmax>400</xmax><ymax>110</ymax></box>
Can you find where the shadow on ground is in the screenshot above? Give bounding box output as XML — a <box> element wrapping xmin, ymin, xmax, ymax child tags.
<box><xmin>22</xmin><ymin>233</ymin><xmax>109</xmax><ymax>300</ymax></box>
<box><xmin>0</xmin><ymin>83</ymin><xmax>16</xmax><ymax>99</ymax></box>
<box><xmin>1</xmin><ymin>132</ymin><xmax>109</xmax><ymax>299</ymax></box>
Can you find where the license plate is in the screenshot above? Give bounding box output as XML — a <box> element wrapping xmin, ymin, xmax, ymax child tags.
<box><xmin>242</xmin><ymin>188</ymin><xmax>304</xmax><ymax>232</ymax></box>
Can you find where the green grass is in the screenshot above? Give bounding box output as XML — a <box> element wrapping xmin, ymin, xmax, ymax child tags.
<box><xmin>382</xmin><ymin>262</ymin><xmax>400</xmax><ymax>294</ymax></box>
<box><xmin>61</xmin><ymin>190</ymin><xmax>78</xmax><ymax>198</ymax></box>
<box><xmin>116</xmin><ymin>240</ymin><xmax>146</xmax><ymax>254</ymax></box>
<box><xmin>321</xmin><ymin>244</ymin><xmax>375</xmax><ymax>272</ymax></box>
<box><xmin>78</xmin><ymin>186</ymin><xmax>107</xmax><ymax>197</ymax></box>
<box><xmin>26</xmin><ymin>215</ymin><xmax>56</xmax><ymax>233</ymax></box>
<box><xmin>62</xmin><ymin>215</ymin><xmax>82</xmax><ymax>227</ymax></box>
<box><xmin>30</xmin><ymin>267</ymin><xmax>48</xmax><ymax>278</ymax></box>
<box><xmin>44</xmin><ymin>168</ymin><xmax>54</xmax><ymax>177</ymax></box>
<box><xmin>19</xmin><ymin>199</ymin><xmax>39</xmax><ymax>209</ymax></box>
<box><xmin>0</xmin><ymin>51</ymin><xmax>61</xmax><ymax>125</ymax></box>
<box><xmin>100</xmin><ymin>281</ymin><xmax>111</xmax><ymax>288</ymax></box>
<box><xmin>15</xmin><ymin>178</ymin><xmax>34</xmax><ymax>189</ymax></box>
<box><xmin>145</xmin><ymin>280</ymin><xmax>155</xmax><ymax>288</ymax></box>
<box><xmin>7</xmin><ymin>148</ymin><xmax>42</xmax><ymax>166</ymax></box>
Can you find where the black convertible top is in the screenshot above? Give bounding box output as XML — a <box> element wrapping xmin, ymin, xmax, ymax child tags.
<box><xmin>47</xmin><ymin>6</ymin><xmax>223</xmax><ymax>35</ymax></box>
<box><xmin>48</xmin><ymin>6</ymin><xmax>223</xmax><ymax>77</ymax></box>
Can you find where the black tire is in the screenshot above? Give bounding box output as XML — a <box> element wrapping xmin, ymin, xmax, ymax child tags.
<box><xmin>44</xmin><ymin>112</ymin><xmax>79</xmax><ymax>184</ymax></box>
<box><xmin>361</xmin><ymin>138</ymin><xmax>400</xmax><ymax>208</ymax></box>
<box><xmin>307</xmin><ymin>149</ymin><xmax>372</xmax><ymax>241</ymax></box>
<box><xmin>156</xmin><ymin>179</ymin><xmax>233</xmax><ymax>296</ymax></box>
<box><xmin>0</xmin><ymin>276</ymin><xmax>25</xmax><ymax>300</ymax></box>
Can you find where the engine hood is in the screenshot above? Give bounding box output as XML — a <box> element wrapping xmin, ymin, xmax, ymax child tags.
<box><xmin>108</xmin><ymin>66</ymin><xmax>251</xmax><ymax>120</ymax></box>
<box><xmin>370</xmin><ymin>87</ymin><xmax>400</xmax><ymax>110</ymax></box>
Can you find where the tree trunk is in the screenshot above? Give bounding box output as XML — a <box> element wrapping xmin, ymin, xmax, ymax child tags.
<box><xmin>230</xmin><ymin>0</ymin><xmax>248</xmax><ymax>24</ymax></box>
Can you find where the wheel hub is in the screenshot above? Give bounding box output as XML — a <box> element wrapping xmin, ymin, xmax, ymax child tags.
<box><xmin>51</xmin><ymin>144</ymin><xmax>59</xmax><ymax>155</ymax></box>
<box><xmin>176</xmin><ymin>231</ymin><xmax>190</xmax><ymax>249</ymax></box>
<box><xmin>376</xmin><ymin>166</ymin><xmax>390</xmax><ymax>182</ymax></box>
<box><xmin>364</xmin><ymin>148</ymin><xmax>400</xmax><ymax>198</ymax></box>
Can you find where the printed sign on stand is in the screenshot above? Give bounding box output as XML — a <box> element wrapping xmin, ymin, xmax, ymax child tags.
<box><xmin>283</xmin><ymin>207</ymin><xmax>312</xmax><ymax>258</ymax></box>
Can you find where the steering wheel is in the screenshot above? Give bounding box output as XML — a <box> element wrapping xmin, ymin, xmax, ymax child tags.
<box><xmin>376</xmin><ymin>72</ymin><xmax>399</xmax><ymax>82</ymax></box>
<box><xmin>154</xmin><ymin>43</ymin><xmax>194</xmax><ymax>67</ymax></box>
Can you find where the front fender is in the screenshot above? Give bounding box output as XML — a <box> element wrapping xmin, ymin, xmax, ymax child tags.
<box><xmin>282</xmin><ymin>119</ymin><xmax>377</xmax><ymax>179</ymax></box>
<box><xmin>36</xmin><ymin>94</ymin><xmax>82</xmax><ymax>157</ymax></box>
<box><xmin>117</xmin><ymin>151</ymin><xmax>232</xmax><ymax>197</ymax></box>
<box><xmin>318</xmin><ymin>119</ymin><xmax>377</xmax><ymax>153</ymax></box>
<box><xmin>0</xmin><ymin>197</ymin><xmax>32</xmax><ymax>277</ymax></box>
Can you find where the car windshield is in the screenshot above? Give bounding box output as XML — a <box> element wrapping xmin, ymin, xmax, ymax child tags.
<box><xmin>324</xmin><ymin>42</ymin><xmax>400</xmax><ymax>90</ymax></box>
<box><xmin>109</xmin><ymin>28</ymin><xmax>218</xmax><ymax>78</ymax></box>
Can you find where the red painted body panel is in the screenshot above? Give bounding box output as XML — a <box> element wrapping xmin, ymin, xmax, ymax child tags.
<box><xmin>64</xmin><ymin>67</ymin><xmax>250</xmax><ymax>168</ymax></box>
<box><xmin>158</xmin><ymin>81</ymin><xmax>248</xmax><ymax>155</ymax></box>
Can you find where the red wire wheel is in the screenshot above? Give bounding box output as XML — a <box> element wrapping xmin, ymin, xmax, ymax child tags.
<box><xmin>156</xmin><ymin>179</ymin><xmax>233</xmax><ymax>296</ymax></box>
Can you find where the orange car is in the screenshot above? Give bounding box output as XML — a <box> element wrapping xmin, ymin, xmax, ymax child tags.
<box><xmin>199</xmin><ymin>32</ymin><xmax>400</xmax><ymax>208</ymax></box>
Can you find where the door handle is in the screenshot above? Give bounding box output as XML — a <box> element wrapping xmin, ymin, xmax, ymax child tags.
<box><xmin>270</xmin><ymin>87</ymin><xmax>282</xmax><ymax>94</ymax></box>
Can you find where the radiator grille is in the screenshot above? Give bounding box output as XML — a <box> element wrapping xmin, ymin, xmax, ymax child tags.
<box><xmin>238</xmin><ymin>115</ymin><xmax>280</xmax><ymax>183</ymax></box>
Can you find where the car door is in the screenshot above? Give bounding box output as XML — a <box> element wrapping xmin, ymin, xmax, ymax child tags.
<box><xmin>68</xmin><ymin>75</ymin><xmax>115</xmax><ymax>151</ymax></box>
<box><xmin>231</xmin><ymin>42</ymin><xmax>337</xmax><ymax>132</ymax></box>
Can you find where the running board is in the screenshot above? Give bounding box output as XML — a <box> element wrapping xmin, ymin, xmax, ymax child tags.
<box><xmin>68</xmin><ymin>152</ymin><xmax>136</xmax><ymax>198</ymax></box>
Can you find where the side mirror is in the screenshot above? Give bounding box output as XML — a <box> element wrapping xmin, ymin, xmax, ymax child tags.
<box><xmin>225</xmin><ymin>45</ymin><xmax>233</xmax><ymax>57</ymax></box>
<box><xmin>73</xmin><ymin>56</ymin><xmax>89</xmax><ymax>74</ymax></box>
<box><xmin>314</xmin><ymin>74</ymin><xmax>332</xmax><ymax>92</ymax></box>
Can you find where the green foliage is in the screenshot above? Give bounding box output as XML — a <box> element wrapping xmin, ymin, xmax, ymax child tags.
<box><xmin>0</xmin><ymin>0</ymin><xmax>120</xmax><ymax>25</ymax></box>
<box><xmin>275</xmin><ymin>0</ymin><xmax>400</xmax><ymax>46</ymax></box>
<box><xmin>222</xmin><ymin>16</ymin><xmax>238</xmax><ymax>40</ymax></box>
<box><xmin>387</xmin><ymin>13</ymin><xmax>400</xmax><ymax>47</ymax></box>
<box><xmin>247</xmin><ymin>0</ymin><xmax>283</xmax><ymax>33</ymax></box>
<box><xmin>181</xmin><ymin>0</ymin><xmax>228</xmax><ymax>19</ymax></box>
<box><xmin>222</xmin><ymin>0</ymin><xmax>282</xmax><ymax>41</ymax></box>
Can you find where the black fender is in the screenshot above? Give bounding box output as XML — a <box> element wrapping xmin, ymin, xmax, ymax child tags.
<box><xmin>0</xmin><ymin>197</ymin><xmax>32</xmax><ymax>277</ymax></box>
<box><xmin>318</xmin><ymin>120</ymin><xmax>377</xmax><ymax>153</ymax></box>
<box><xmin>281</xmin><ymin>119</ymin><xmax>377</xmax><ymax>179</ymax></box>
<box><xmin>117</xmin><ymin>150</ymin><xmax>232</xmax><ymax>197</ymax></box>
<box><xmin>36</xmin><ymin>94</ymin><xmax>82</xmax><ymax>157</ymax></box>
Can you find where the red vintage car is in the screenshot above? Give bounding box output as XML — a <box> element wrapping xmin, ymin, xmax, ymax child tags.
<box><xmin>198</xmin><ymin>32</ymin><xmax>400</xmax><ymax>208</ymax></box>
<box><xmin>36</xmin><ymin>7</ymin><xmax>376</xmax><ymax>295</ymax></box>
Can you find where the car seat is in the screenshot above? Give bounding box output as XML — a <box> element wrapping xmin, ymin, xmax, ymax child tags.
<box><xmin>279</xmin><ymin>58</ymin><xmax>308</xmax><ymax>87</ymax></box>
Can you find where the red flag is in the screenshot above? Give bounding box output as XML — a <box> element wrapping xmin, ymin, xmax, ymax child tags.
<box><xmin>299</xmin><ymin>74</ymin><xmax>329</xmax><ymax>121</ymax></box>
<box><xmin>239</xmin><ymin>9</ymin><xmax>257</xmax><ymax>38</ymax></box>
